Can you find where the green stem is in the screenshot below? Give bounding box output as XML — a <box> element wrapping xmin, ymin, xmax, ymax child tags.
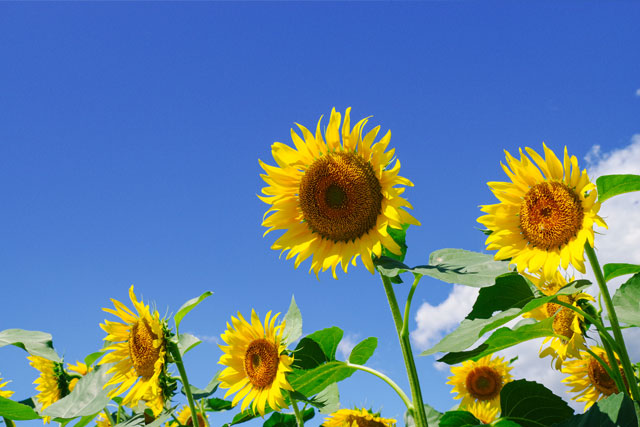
<box><xmin>585</xmin><ymin>242</ymin><xmax>640</xmax><ymax>401</ymax></box>
<box><xmin>289</xmin><ymin>393</ymin><xmax>304</xmax><ymax>427</ymax></box>
<box><xmin>401</xmin><ymin>276</ymin><xmax>421</xmax><ymax>338</ymax></box>
<box><xmin>103</xmin><ymin>408</ymin><xmax>116</xmax><ymax>427</ymax></box>
<box><xmin>380</xmin><ymin>273</ymin><xmax>429</xmax><ymax>427</ymax></box>
<box><xmin>3</xmin><ymin>417</ymin><xmax>16</xmax><ymax>427</ymax></box>
<box><xmin>168</xmin><ymin>342</ymin><xmax>200</xmax><ymax>427</ymax></box>
<box><xmin>346</xmin><ymin>362</ymin><xmax>413</xmax><ymax>409</ymax></box>
<box><xmin>116</xmin><ymin>402</ymin><xmax>122</xmax><ymax>424</ymax></box>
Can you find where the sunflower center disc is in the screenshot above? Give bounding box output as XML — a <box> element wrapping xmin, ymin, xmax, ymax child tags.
<box><xmin>244</xmin><ymin>338</ymin><xmax>279</xmax><ymax>388</ymax></box>
<box><xmin>344</xmin><ymin>416</ymin><xmax>388</xmax><ymax>427</ymax></box>
<box><xmin>128</xmin><ymin>320</ymin><xmax>161</xmax><ymax>379</ymax></box>
<box><xmin>587</xmin><ymin>357</ymin><xmax>618</xmax><ymax>396</ymax></box>
<box><xmin>299</xmin><ymin>152</ymin><xmax>383</xmax><ymax>242</ymax></box>
<box><xmin>187</xmin><ymin>413</ymin><xmax>207</xmax><ymax>427</ymax></box>
<box><xmin>519</xmin><ymin>182</ymin><xmax>584</xmax><ymax>250</ymax></box>
<box><xmin>545</xmin><ymin>295</ymin><xmax>575</xmax><ymax>339</ymax></box>
<box><xmin>465</xmin><ymin>366</ymin><xmax>503</xmax><ymax>401</ymax></box>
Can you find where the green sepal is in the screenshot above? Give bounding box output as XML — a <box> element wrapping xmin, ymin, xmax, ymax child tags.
<box><xmin>596</xmin><ymin>174</ymin><xmax>640</xmax><ymax>203</ymax></box>
<box><xmin>0</xmin><ymin>329</ymin><xmax>61</xmax><ymax>362</ymax></box>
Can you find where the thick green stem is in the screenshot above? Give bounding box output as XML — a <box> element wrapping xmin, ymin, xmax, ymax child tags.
<box><xmin>380</xmin><ymin>273</ymin><xmax>429</xmax><ymax>427</ymax></box>
<box><xmin>346</xmin><ymin>362</ymin><xmax>413</xmax><ymax>409</ymax></box>
<box><xmin>289</xmin><ymin>393</ymin><xmax>304</xmax><ymax>427</ymax></box>
<box><xmin>585</xmin><ymin>243</ymin><xmax>640</xmax><ymax>401</ymax></box>
<box><xmin>168</xmin><ymin>343</ymin><xmax>200</xmax><ymax>427</ymax></box>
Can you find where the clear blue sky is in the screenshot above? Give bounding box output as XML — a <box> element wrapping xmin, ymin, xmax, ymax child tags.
<box><xmin>1</xmin><ymin>2</ymin><xmax>639</xmax><ymax>426</ymax></box>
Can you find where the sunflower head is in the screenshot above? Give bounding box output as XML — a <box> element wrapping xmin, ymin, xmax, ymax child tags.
<box><xmin>259</xmin><ymin>108</ymin><xmax>420</xmax><ymax>278</ymax></box>
<box><xmin>322</xmin><ymin>408</ymin><xmax>396</xmax><ymax>427</ymax></box>
<box><xmin>99</xmin><ymin>285</ymin><xmax>167</xmax><ymax>412</ymax></box>
<box><xmin>218</xmin><ymin>309</ymin><xmax>294</xmax><ymax>416</ymax></box>
<box><xmin>447</xmin><ymin>354</ymin><xmax>513</xmax><ymax>411</ymax></box>
<box><xmin>28</xmin><ymin>355</ymin><xmax>72</xmax><ymax>424</ymax></box>
<box><xmin>0</xmin><ymin>376</ymin><xmax>15</xmax><ymax>399</ymax></box>
<box><xmin>478</xmin><ymin>143</ymin><xmax>607</xmax><ymax>278</ymax></box>
<box><xmin>167</xmin><ymin>405</ymin><xmax>209</xmax><ymax>427</ymax></box>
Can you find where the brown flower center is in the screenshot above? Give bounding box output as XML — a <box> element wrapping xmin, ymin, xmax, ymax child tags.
<box><xmin>299</xmin><ymin>152</ymin><xmax>383</xmax><ymax>242</ymax></box>
<box><xmin>545</xmin><ymin>295</ymin><xmax>575</xmax><ymax>340</ymax></box>
<box><xmin>465</xmin><ymin>366</ymin><xmax>503</xmax><ymax>401</ymax></box>
<box><xmin>128</xmin><ymin>320</ymin><xmax>161</xmax><ymax>378</ymax></box>
<box><xmin>244</xmin><ymin>339</ymin><xmax>279</xmax><ymax>388</ymax></box>
<box><xmin>186</xmin><ymin>413</ymin><xmax>208</xmax><ymax>427</ymax></box>
<box><xmin>587</xmin><ymin>356</ymin><xmax>619</xmax><ymax>396</ymax></box>
<box><xmin>519</xmin><ymin>182</ymin><xmax>584</xmax><ymax>250</ymax></box>
<box><xmin>344</xmin><ymin>415</ymin><xmax>389</xmax><ymax>427</ymax></box>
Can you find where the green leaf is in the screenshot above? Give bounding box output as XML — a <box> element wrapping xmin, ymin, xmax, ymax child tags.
<box><xmin>205</xmin><ymin>398</ymin><xmax>233</xmax><ymax>412</ymax></box>
<box><xmin>70</xmin><ymin>413</ymin><xmax>100</xmax><ymax>427</ymax></box>
<box><xmin>177</xmin><ymin>333</ymin><xmax>201</xmax><ymax>356</ymax></box>
<box><xmin>348</xmin><ymin>337</ymin><xmax>377</xmax><ymax>365</ymax></box>
<box><xmin>83</xmin><ymin>352</ymin><xmax>104</xmax><ymax>367</ymax></box>
<box><xmin>405</xmin><ymin>404</ymin><xmax>443</xmax><ymax>427</ymax></box>
<box><xmin>184</xmin><ymin>373</ymin><xmax>220</xmax><ymax>400</ymax></box>
<box><xmin>305</xmin><ymin>327</ymin><xmax>343</xmax><ymax>361</ymax></box>
<box><xmin>282</xmin><ymin>295</ymin><xmax>303</xmax><ymax>346</ymax></box>
<box><xmin>174</xmin><ymin>291</ymin><xmax>213</xmax><ymax>332</ymax></box>
<box><xmin>42</xmin><ymin>364</ymin><xmax>114</xmax><ymax>418</ymax></box>
<box><xmin>493</xmin><ymin>420</ymin><xmax>522</xmax><ymax>427</ymax></box>
<box><xmin>596</xmin><ymin>174</ymin><xmax>640</xmax><ymax>203</ymax></box>
<box><xmin>263</xmin><ymin>408</ymin><xmax>314</xmax><ymax>427</ymax></box>
<box><xmin>292</xmin><ymin>337</ymin><xmax>328</xmax><ymax>370</ymax></box>
<box><xmin>288</xmin><ymin>361</ymin><xmax>356</xmax><ymax>397</ymax></box>
<box><xmin>612</xmin><ymin>273</ymin><xmax>640</xmax><ymax>327</ymax></box>
<box><xmin>500</xmin><ymin>379</ymin><xmax>573</xmax><ymax>427</ymax></box>
<box><xmin>439</xmin><ymin>410</ymin><xmax>482</xmax><ymax>427</ymax></box>
<box><xmin>0</xmin><ymin>329</ymin><xmax>61</xmax><ymax>362</ymax></box>
<box><xmin>315</xmin><ymin>383</ymin><xmax>340</xmax><ymax>415</ymax></box>
<box><xmin>467</xmin><ymin>273</ymin><xmax>535</xmax><ymax>319</ymax></box>
<box><xmin>603</xmin><ymin>263</ymin><xmax>640</xmax><ymax>282</ymax></box>
<box><xmin>0</xmin><ymin>397</ymin><xmax>41</xmax><ymax>420</ymax></box>
<box><xmin>554</xmin><ymin>392</ymin><xmax>638</xmax><ymax>426</ymax></box>
<box><xmin>419</xmin><ymin>248</ymin><xmax>511</xmax><ymax>288</ymax></box>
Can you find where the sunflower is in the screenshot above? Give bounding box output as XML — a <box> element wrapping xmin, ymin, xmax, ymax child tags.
<box><xmin>99</xmin><ymin>285</ymin><xmax>167</xmax><ymax>413</ymax></box>
<box><xmin>167</xmin><ymin>405</ymin><xmax>209</xmax><ymax>427</ymax></box>
<box><xmin>96</xmin><ymin>413</ymin><xmax>111</xmax><ymax>427</ymax></box>
<box><xmin>523</xmin><ymin>270</ymin><xmax>593</xmax><ymax>369</ymax></box>
<box><xmin>322</xmin><ymin>408</ymin><xmax>396</xmax><ymax>427</ymax></box>
<box><xmin>447</xmin><ymin>354</ymin><xmax>513</xmax><ymax>412</ymax></box>
<box><xmin>28</xmin><ymin>355</ymin><xmax>72</xmax><ymax>423</ymax></box>
<box><xmin>466</xmin><ymin>400</ymin><xmax>499</xmax><ymax>425</ymax></box>
<box><xmin>259</xmin><ymin>108</ymin><xmax>420</xmax><ymax>278</ymax></box>
<box><xmin>478</xmin><ymin>143</ymin><xmax>607</xmax><ymax>279</ymax></box>
<box><xmin>0</xmin><ymin>376</ymin><xmax>14</xmax><ymax>399</ymax></box>
<box><xmin>561</xmin><ymin>346</ymin><xmax>626</xmax><ymax>411</ymax></box>
<box><xmin>218</xmin><ymin>309</ymin><xmax>294</xmax><ymax>416</ymax></box>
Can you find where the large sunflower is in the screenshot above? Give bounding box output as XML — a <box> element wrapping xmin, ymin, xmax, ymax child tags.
<box><xmin>478</xmin><ymin>143</ymin><xmax>607</xmax><ymax>278</ymax></box>
<box><xmin>259</xmin><ymin>108</ymin><xmax>420</xmax><ymax>278</ymax></box>
<box><xmin>28</xmin><ymin>355</ymin><xmax>72</xmax><ymax>423</ymax></box>
<box><xmin>99</xmin><ymin>285</ymin><xmax>166</xmax><ymax>413</ymax></box>
<box><xmin>561</xmin><ymin>346</ymin><xmax>626</xmax><ymax>410</ymax></box>
<box><xmin>0</xmin><ymin>376</ymin><xmax>14</xmax><ymax>399</ymax></box>
<box><xmin>218</xmin><ymin>309</ymin><xmax>293</xmax><ymax>416</ymax></box>
<box><xmin>322</xmin><ymin>408</ymin><xmax>396</xmax><ymax>427</ymax></box>
<box><xmin>447</xmin><ymin>354</ymin><xmax>513</xmax><ymax>412</ymax></box>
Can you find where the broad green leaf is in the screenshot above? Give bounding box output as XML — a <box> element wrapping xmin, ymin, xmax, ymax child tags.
<box><xmin>185</xmin><ymin>373</ymin><xmax>220</xmax><ymax>400</ymax></box>
<box><xmin>177</xmin><ymin>333</ymin><xmax>201</xmax><ymax>356</ymax></box>
<box><xmin>596</xmin><ymin>174</ymin><xmax>640</xmax><ymax>203</ymax></box>
<box><xmin>205</xmin><ymin>398</ymin><xmax>233</xmax><ymax>412</ymax></box>
<box><xmin>438</xmin><ymin>317</ymin><xmax>556</xmax><ymax>364</ymax></box>
<box><xmin>263</xmin><ymin>408</ymin><xmax>314</xmax><ymax>427</ymax></box>
<box><xmin>467</xmin><ymin>273</ymin><xmax>535</xmax><ymax>319</ymax></box>
<box><xmin>83</xmin><ymin>352</ymin><xmax>104</xmax><ymax>367</ymax></box>
<box><xmin>0</xmin><ymin>397</ymin><xmax>41</xmax><ymax>420</ymax></box>
<box><xmin>500</xmin><ymin>379</ymin><xmax>573</xmax><ymax>427</ymax></box>
<box><xmin>493</xmin><ymin>420</ymin><xmax>522</xmax><ymax>426</ymax></box>
<box><xmin>292</xmin><ymin>337</ymin><xmax>328</xmax><ymax>370</ymax></box>
<box><xmin>174</xmin><ymin>291</ymin><xmax>213</xmax><ymax>332</ymax></box>
<box><xmin>288</xmin><ymin>361</ymin><xmax>356</xmax><ymax>397</ymax></box>
<box><xmin>348</xmin><ymin>337</ymin><xmax>377</xmax><ymax>365</ymax></box>
<box><xmin>0</xmin><ymin>329</ymin><xmax>61</xmax><ymax>362</ymax></box>
<box><xmin>42</xmin><ymin>364</ymin><xmax>114</xmax><ymax>418</ymax></box>
<box><xmin>554</xmin><ymin>392</ymin><xmax>638</xmax><ymax>426</ymax></box>
<box><xmin>315</xmin><ymin>383</ymin><xmax>340</xmax><ymax>415</ymax></box>
<box><xmin>282</xmin><ymin>295</ymin><xmax>303</xmax><ymax>345</ymax></box>
<box><xmin>612</xmin><ymin>273</ymin><xmax>640</xmax><ymax>327</ymax></box>
<box><xmin>603</xmin><ymin>263</ymin><xmax>640</xmax><ymax>282</ymax></box>
<box><xmin>439</xmin><ymin>410</ymin><xmax>482</xmax><ymax>427</ymax></box>
<box><xmin>374</xmin><ymin>257</ymin><xmax>410</xmax><ymax>278</ymax></box>
<box><xmin>70</xmin><ymin>413</ymin><xmax>100</xmax><ymax>427</ymax></box>
<box><xmin>404</xmin><ymin>404</ymin><xmax>443</xmax><ymax>427</ymax></box>
<box><xmin>305</xmin><ymin>327</ymin><xmax>343</xmax><ymax>361</ymax></box>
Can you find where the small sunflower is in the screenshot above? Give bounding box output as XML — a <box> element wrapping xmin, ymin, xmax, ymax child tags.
<box><xmin>322</xmin><ymin>408</ymin><xmax>396</xmax><ymax>427</ymax></box>
<box><xmin>28</xmin><ymin>355</ymin><xmax>72</xmax><ymax>423</ymax></box>
<box><xmin>167</xmin><ymin>405</ymin><xmax>209</xmax><ymax>427</ymax></box>
<box><xmin>523</xmin><ymin>271</ymin><xmax>594</xmax><ymax>369</ymax></box>
<box><xmin>478</xmin><ymin>143</ymin><xmax>607</xmax><ymax>278</ymax></box>
<box><xmin>259</xmin><ymin>108</ymin><xmax>420</xmax><ymax>278</ymax></box>
<box><xmin>218</xmin><ymin>309</ymin><xmax>294</xmax><ymax>416</ymax></box>
<box><xmin>466</xmin><ymin>400</ymin><xmax>499</xmax><ymax>425</ymax></box>
<box><xmin>0</xmin><ymin>376</ymin><xmax>14</xmax><ymax>399</ymax></box>
<box><xmin>562</xmin><ymin>346</ymin><xmax>626</xmax><ymax>411</ymax></box>
<box><xmin>447</xmin><ymin>354</ymin><xmax>513</xmax><ymax>412</ymax></box>
<box><xmin>99</xmin><ymin>285</ymin><xmax>167</xmax><ymax>412</ymax></box>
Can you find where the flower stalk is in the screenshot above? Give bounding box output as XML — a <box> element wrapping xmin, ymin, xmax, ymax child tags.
<box><xmin>168</xmin><ymin>342</ymin><xmax>200</xmax><ymax>427</ymax></box>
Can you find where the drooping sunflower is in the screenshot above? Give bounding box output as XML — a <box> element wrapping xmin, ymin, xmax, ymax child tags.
<box><xmin>259</xmin><ymin>108</ymin><xmax>420</xmax><ymax>278</ymax></box>
<box><xmin>28</xmin><ymin>355</ymin><xmax>72</xmax><ymax>423</ymax></box>
<box><xmin>478</xmin><ymin>143</ymin><xmax>607</xmax><ymax>278</ymax></box>
<box><xmin>0</xmin><ymin>376</ymin><xmax>14</xmax><ymax>399</ymax></box>
<box><xmin>447</xmin><ymin>354</ymin><xmax>513</xmax><ymax>412</ymax></box>
<box><xmin>561</xmin><ymin>346</ymin><xmax>626</xmax><ymax>411</ymax></box>
<box><xmin>218</xmin><ymin>309</ymin><xmax>293</xmax><ymax>416</ymax></box>
<box><xmin>523</xmin><ymin>271</ymin><xmax>593</xmax><ymax>369</ymax></box>
<box><xmin>322</xmin><ymin>408</ymin><xmax>396</xmax><ymax>427</ymax></box>
<box><xmin>99</xmin><ymin>285</ymin><xmax>167</xmax><ymax>413</ymax></box>
<box><xmin>167</xmin><ymin>405</ymin><xmax>209</xmax><ymax>427</ymax></box>
<box><xmin>466</xmin><ymin>400</ymin><xmax>499</xmax><ymax>425</ymax></box>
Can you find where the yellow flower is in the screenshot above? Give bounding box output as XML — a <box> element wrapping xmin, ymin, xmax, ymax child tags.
<box><xmin>466</xmin><ymin>400</ymin><xmax>499</xmax><ymax>425</ymax></box>
<box><xmin>99</xmin><ymin>285</ymin><xmax>166</xmax><ymax>413</ymax></box>
<box><xmin>447</xmin><ymin>354</ymin><xmax>513</xmax><ymax>412</ymax></box>
<box><xmin>322</xmin><ymin>408</ymin><xmax>396</xmax><ymax>427</ymax></box>
<box><xmin>0</xmin><ymin>376</ymin><xmax>14</xmax><ymax>399</ymax></box>
<box><xmin>561</xmin><ymin>346</ymin><xmax>626</xmax><ymax>411</ymax></box>
<box><xmin>478</xmin><ymin>143</ymin><xmax>607</xmax><ymax>278</ymax></box>
<box><xmin>96</xmin><ymin>413</ymin><xmax>111</xmax><ymax>427</ymax></box>
<box><xmin>523</xmin><ymin>271</ymin><xmax>594</xmax><ymax>369</ymax></box>
<box><xmin>167</xmin><ymin>405</ymin><xmax>209</xmax><ymax>427</ymax></box>
<box><xmin>66</xmin><ymin>360</ymin><xmax>91</xmax><ymax>391</ymax></box>
<box><xmin>218</xmin><ymin>310</ymin><xmax>293</xmax><ymax>416</ymax></box>
<box><xmin>28</xmin><ymin>356</ymin><xmax>71</xmax><ymax>424</ymax></box>
<box><xmin>259</xmin><ymin>108</ymin><xmax>420</xmax><ymax>278</ymax></box>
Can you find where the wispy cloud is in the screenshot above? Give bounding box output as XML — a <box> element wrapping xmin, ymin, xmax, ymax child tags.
<box><xmin>636</xmin><ymin>88</ymin><xmax>640</xmax><ymax>97</ymax></box>
<box><xmin>187</xmin><ymin>332</ymin><xmax>220</xmax><ymax>345</ymax></box>
<box><xmin>337</xmin><ymin>333</ymin><xmax>359</xmax><ymax>360</ymax></box>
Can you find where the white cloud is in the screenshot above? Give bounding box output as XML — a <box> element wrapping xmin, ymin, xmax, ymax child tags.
<box><xmin>636</xmin><ymin>88</ymin><xmax>640</xmax><ymax>97</ymax></box>
<box><xmin>189</xmin><ymin>333</ymin><xmax>220</xmax><ymax>345</ymax></box>
<box><xmin>337</xmin><ymin>333</ymin><xmax>359</xmax><ymax>360</ymax></box>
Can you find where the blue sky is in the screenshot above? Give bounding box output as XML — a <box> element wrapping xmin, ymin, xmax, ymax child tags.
<box><xmin>1</xmin><ymin>2</ymin><xmax>640</xmax><ymax>426</ymax></box>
